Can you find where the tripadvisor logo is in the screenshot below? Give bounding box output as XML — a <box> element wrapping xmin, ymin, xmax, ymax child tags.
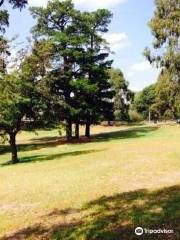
<box><xmin>135</xmin><ymin>227</ymin><xmax>143</xmax><ymax>236</ymax></box>
<box><xmin>135</xmin><ymin>226</ymin><xmax>174</xmax><ymax>236</ymax></box>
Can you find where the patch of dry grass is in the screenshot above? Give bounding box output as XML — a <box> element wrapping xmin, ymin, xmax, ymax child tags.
<box><xmin>0</xmin><ymin>124</ymin><xmax>180</xmax><ymax>239</ymax></box>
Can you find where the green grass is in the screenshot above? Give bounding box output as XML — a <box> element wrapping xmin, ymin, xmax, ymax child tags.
<box><xmin>0</xmin><ymin>124</ymin><xmax>180</xmax><ymax>239</ymax></box>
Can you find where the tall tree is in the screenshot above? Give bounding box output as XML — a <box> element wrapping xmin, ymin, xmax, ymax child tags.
<box><xmin>0</xmin><ymin>40</ymin><xmax>55</xmax><ymax>164</ymax></box>
<box><xmin>30</xmin><ymin>0</ymin><xmax>114</xmax><ymax>139</ymax></box>
<box><xmin>108</xmin><ymin>68</ymin><xmax>134</xmax><ymax>121</ymax></box>
<box><xmin>0</xmin><ymin>0</ymin><xmax>30</xmax><ymax>163</ymax></box>
<box><xmin>153</xmin><ymin>70</ymin><xmax>180</xmax><ymax>119</ymax></box>
<box><xmin>144</xmin><ymin>0</ymin><xmax>180</xmax><ymax>119</ymax></box>
<box><xmin>133</xmin><ymin>84</ymin><xmax>156</xmax><ymax>120</ymax></box>
<box><xmin>30</xmin><ymin>0</ymin><xmax>84</xmax><ymax>140</ymax></box>
<box><xmin>0</xmin><ymin>71</ymin><xmax>32</xmax><ymax>163</ymax></box>
<box><xmin>144</xmin><ymin>0</ymin><xmax>180</xmax><ymax>81</ymax></box>
<box><xmin>77</xmin><ymin>9</ymin><xmax>114</xmax><ymax>137</ymax></box>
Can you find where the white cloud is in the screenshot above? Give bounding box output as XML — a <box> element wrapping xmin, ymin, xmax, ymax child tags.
<box><xmin>125</xmin><ymin>60</ymin><xmax>160</xmax><ymax>91</ymax></box>
<box><xmin>28</xmin><ymin>0</ymin><xmax>48</xmax><ymax>7</ymax></box>
<box><xmin>103</xmin><ymin>32</ymin><xmax>130</xmax><ymax>51</ymax></box>
<box><xmin>28</xmin><ymin>0</ymin><xmax>127</xmax><ymax>9</ymax></box>
<box><xmin>74</xmin><ymin>0</ymin><xmax>126</xmax><ymax>10</ymax></box>
<box><xmin>127</xmin><ymin>60</ymin><xmax>154</xmax><ymax>78</ymax></box>
<box><xmin>131</xmin><ymin>61</ymin><xmax>152</xmax><ymax>73</ymax></box>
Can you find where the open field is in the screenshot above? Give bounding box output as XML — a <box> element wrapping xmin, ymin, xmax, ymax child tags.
<box><xmin>0</xmin><ymin>124</ymin><xmax>180</xmax><ymax>239</ymax></box>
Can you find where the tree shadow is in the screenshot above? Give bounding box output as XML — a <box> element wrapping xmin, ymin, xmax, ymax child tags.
<box><xmin>0</xmin><ymin>126</ymin><xmax>159</xmax><ymax>157</ymax></box>
<box><xmin>1</xmin><ymin>149</ymin><xmax>104</xmax><ymax>166</ymax></box>
<box><xmin>2</xmin><ymin>185</ymin><xmax>179</xmax><ymax>240</ymax></box>
<box><xmin>92</xmin><ymin>126</ymin><xmax>159</xmax><ymax>143</ymax></box>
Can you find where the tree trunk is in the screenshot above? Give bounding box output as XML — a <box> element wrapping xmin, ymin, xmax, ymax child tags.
<box><xmin>108</xmin><ymin>120</ymin><xmax>112</xmax><ymax>126</ymax></box>
<box><xmin>85</xmin><ymin>122</ymin><xmax>90</xmax><ymax>138</ymax></box>
<box><xmin>9</xmin><ymin>132</ymin><xmax>19</xmax><ymax>164</ymax></box>
<box><xmin>75</xmin><ymin>122</ymin><xmax>79</xmax><ymax>139</ymax></box>
<box><xmin>66</xmin><ymin>119</ymin><xmax>72</xmax><ymax>141</ymax></box>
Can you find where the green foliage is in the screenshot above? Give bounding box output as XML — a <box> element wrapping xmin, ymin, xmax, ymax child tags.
<box><xmin>0</xmin><ymin>71</ymin><xmax>32</xmax><ymax>163</ymax></box>
<box><xmin>133</xmin><ymin>84</ymin><xmax>156</xmax><ymax>119</ymax></box>
<box><xmin>144</xmin><ymin>0</ymin><xmax>180</xmax><ymax>81</ymax></box>
<box><xmin>0</xmin><ymin>40</ymin><xmax>54</xmax><ymax>163</ymax></box>
<box><xmin>0</xmin><ymin>36</ymin><xmax>9</xmax><ymax>73</ymax></box>
<box><xmin>0</xmin><ymin>0</ymin><xmax>28</xmax><ymax>163</ymax></box>
<box><xmin>152</xmin><ymin>70</ymin><xmax>180</xmax><ymax>119</ymax></box>
<box><xmin>30</xmin><ymin>0</ymin><xmax>114</xmax><ymax>138</ymax></box>
<box><xmin>0</xmin><ymin>10</ymin><xmax>9</xmax><ymax>33</ymax></box>
<box><xmin>129</xmin><ymin>110</ymin><xmax>143</xmax><ymax>123</ymax></box>
<box><xmin>108</xmin><ymin>68</ymin><xmax>134</xmax><ymax>121</ymax></box>
<box><xmin>133</xmin><ymin>71</ymin><xmax>180</xmax><ymax>120</ymax></box>
<box><xmin>144</xmin><ymin>0</ymin><xmax>180</xmax><ymax>119</ymax></box>
<box><xmin>0</xmin><ymin>72</ymin><xmax>30</xmax><ymax>131</ymax></box>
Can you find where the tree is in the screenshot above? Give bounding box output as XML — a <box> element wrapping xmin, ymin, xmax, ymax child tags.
<box><xmin>133</xmin><ymin>84</ymin><xmax>156</xmax><ymax>120</ymax></box>
<box><xmin>76</xmin><ymin>9</ymin><xmax>114</xmax><ymax>137</ymax></box>
<box><xmin>144</xmin><ymin>0</ymin><xmax>180</xmax><ymax>120</ymax></box>
<box><xmin>153</xmin><ymin>70</ymin><xmax>180</xmax><ymax>119</ymax></box>
<box><xmin>30</xmin><ymin>0</ymin><xmax>84</xmax><ymax>140</ymax></box>
<box><xmin>0</xmin><ymin>39</ymin><xmax>55</xmax><ymax>164</ymax></box>
<box><xmin>0</xmin><ymin>0</ymin><xmax>29</xmax><ymax>163</ymax></box>
<box><xmin>21</xmin><ymin>40</ymin><xmax>60</xmax><ymax>126</ymax></box>
<box><xmin>30</xmin><ymin>0</ymin><xmax>115</xmax><ymax>139</ymax></box>
<box><xmin>134</xmin><ymin>72</ymin><xmax>180</xmax><ymax>122</ymax></box>
<box><xmin>0</xmin><ymin>71</ymin><xmax>32</xmax><ymax>163</ymax></box>
<box><xmin>144</xmin><ymin>0</ymin><xmax>180</xmax><ymax>81</ymax></box>
<box><xmin>108</xmin><ymin>68</ymin><xmax>134</xmax><ymax>121</ymax></box>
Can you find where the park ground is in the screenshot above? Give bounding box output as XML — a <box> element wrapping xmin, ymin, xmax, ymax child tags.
<box><xmin>0</xmin><ymin>123</ymin><xmax>180</xmax><ymax>239</ymax></box>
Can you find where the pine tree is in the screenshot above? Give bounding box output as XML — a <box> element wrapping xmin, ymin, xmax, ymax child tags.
<box><xmin>30</xmin><ymin>0</ymin><xmax>85</xmax><ymax>140</ymax></box>
<box><xmin>77</xmin><ymin>10</ymin><xmax>114</xmax><ymax>137</ymax></box>
<box><xmin>30</xmin><ymin>1</ymin><xmax>115</xmax><ymax>139</ymax></box>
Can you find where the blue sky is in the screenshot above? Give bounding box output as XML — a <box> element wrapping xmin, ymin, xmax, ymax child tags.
<box><xmin>5</xmin><ymin>0</ymin><xmax>160</xmax><ymax>91</ymax></box>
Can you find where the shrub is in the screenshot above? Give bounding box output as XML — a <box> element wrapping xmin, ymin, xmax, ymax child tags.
<box><xmin>129</xmin><ymin>110</ymin><xmax>143</xmax><ymax>122</ymax></box>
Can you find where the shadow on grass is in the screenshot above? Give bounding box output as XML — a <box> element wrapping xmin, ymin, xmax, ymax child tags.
<box><xmin>1</xmin><ymin>149</ymin><xmax>104</xmax><ymax>166</ymax></box>
<box><xmin>0</xmin><ymin>126</ymin><xmax>159</xmax><ymax>166</ymax></box>
<box><xmin>93</xmin><ymin>126</ymin><xmax>159</xmax><ymax>143</ymax></box>
<box><xmin>0</xmin><ymin>126</ymin><xmax>159</xmax><ymax>155</ymax></box>
<box><xmin>2</xmin><ymin>185</ymin><xmax>180</xmax><ymax>240</ymax></box>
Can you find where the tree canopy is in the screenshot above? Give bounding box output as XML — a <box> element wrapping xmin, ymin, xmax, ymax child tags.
<box><xmin>133</xmin><ymin>84</ymin><xmax>156</xmax><ymax>120</ymax></box>
<box><xmin>144</xmin><ymin>0</ymin><xmax>180</xmax><ymax>82</ymax></box>
<box><xmin>30</xmin><ymin>0</ymin><xmax>114</xmax><ymax>139</ymax></box>
<box><xmin>108</xmin><ymin>68</ymin><xmax>134</xmax><ymax>121</ymax></box>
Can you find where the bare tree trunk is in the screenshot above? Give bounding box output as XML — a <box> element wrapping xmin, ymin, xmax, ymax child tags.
<box><xmin>75</xmin><ymin>122</ymin><xmax>79</xmax><ymax>139</ymax></box>
<box><xmin>9</xmin><ymin>132</ymin><xmax>19</xmax><ymax>164</ymax></box>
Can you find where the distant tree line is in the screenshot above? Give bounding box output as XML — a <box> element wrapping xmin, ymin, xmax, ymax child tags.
<box><xmin>133</xmin><ymin>70</ymin><xmax>180</xmax><ymax>122</ymax></box>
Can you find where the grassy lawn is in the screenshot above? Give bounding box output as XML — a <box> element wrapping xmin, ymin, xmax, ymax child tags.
<box><xmin>0</xmin><ymin>124</ymin><xmax>180</xmax><ymax>239</ymax></box>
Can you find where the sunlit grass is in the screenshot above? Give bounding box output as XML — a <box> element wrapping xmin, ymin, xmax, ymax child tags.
<box><xmin>0</xmin><ymin>124</ymin><xmax>180</xmax><ymax>239</ymax></box>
